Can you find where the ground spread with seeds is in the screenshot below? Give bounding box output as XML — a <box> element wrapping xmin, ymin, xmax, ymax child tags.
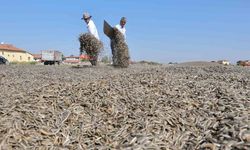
<box><xmin>0</xmin><ymin>63</ymin><xmax>249</xmax><ymax>149</ymax></box>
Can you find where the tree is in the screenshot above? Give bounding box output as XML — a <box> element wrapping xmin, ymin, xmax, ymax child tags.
<box><xmin>101</xmin><ymin>55</ymin><xmax>111</xmax><ymax>63</ymax></box>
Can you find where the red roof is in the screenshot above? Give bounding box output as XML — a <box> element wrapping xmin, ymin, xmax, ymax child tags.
<box><xmin>0</xmin><ymin>44</ymin><xmax>25</xmax><ymax>52</ymax></box>
<box><xmin>79</xmin><ymin>54</ymin><xmax>90</xmax><ymax>59</ymax></box>
<box><xmin>32</xmin><ymin>54</ymin><xmax>42</xmax><ymax>59</ymax></box>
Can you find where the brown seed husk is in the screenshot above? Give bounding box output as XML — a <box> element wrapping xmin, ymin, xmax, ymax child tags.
<box><xmin>79</xmin><ymin>33</ymin><xmax>103</xmax><ymax>65</ymax></box>
<box><xmin>111</xmin><ymin>28</ymin><xmax>130</xmax><ymax>68</ymax></box>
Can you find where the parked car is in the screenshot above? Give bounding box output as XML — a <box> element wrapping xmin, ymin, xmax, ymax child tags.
<box><xmin>0</xmin><ymin>56</ymin><xmax>9</xmax><ymax>65</ymax></box>
<box><xmin>237</xmin><ymin>60</ymin><xmax>250</xmax><ymax>66</ymax></box>
<box><xmin>217</xmin><ymin>60</ymin><xmax>230</xmax><ymax>65</ymax></box>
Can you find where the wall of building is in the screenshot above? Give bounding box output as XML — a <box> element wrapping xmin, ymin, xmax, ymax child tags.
<box><xmin>0</xmin><ymin>50</ymin><xmax>34</xmax><ymax>62</ymax></box>
<box><xmin>65</xmin><ymin>57</ymin><xmax>79</xmax><ymax>61</ymax></box>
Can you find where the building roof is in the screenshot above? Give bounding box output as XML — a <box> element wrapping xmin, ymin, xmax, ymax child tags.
<box><xmin>79</xmin><ymin>54</ymin><xmax>90</xmax><ymax>59</ymax></box>
<box><xmin>0</xmin><ymin>44</ymin><xmax>25</xmax><ymax>52</ymax></box>
<box><xmin>32</xmin><ymin>54</ymin><xmax>42</xmax><ymax>59</ymax></box>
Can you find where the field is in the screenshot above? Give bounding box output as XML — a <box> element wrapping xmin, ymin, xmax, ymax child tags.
<box><xmin>0</xmin><ymin>63</ymin><xmax>250</xmax><ymax>149</ymax></box>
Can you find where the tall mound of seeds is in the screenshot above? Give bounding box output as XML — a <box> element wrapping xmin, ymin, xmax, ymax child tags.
<box><xmin>79</xmin><ymin>33</ymin><xmax>103</xmax><ymax>66</ymax></box>
<box><xmin>111</xmin><ymin>28</ymin><xmax>130</xmax><ymax>68</ymax></box>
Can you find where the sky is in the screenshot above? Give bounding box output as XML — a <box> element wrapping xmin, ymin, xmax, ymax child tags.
<box><xmin>0</xmin><ymin>0</ymin><xmax>249</xmax><ymax>64</ymax></box>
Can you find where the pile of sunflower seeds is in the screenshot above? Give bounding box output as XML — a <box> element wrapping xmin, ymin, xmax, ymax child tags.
<box><xmin>111</xmin><ymin>28</ymin><xmax>130</xmax><ymax>68</ymax></box>
<box><xmin>79</xmin><ymin>33</ymin><xmax>103</xmax><ymax>66</ymax></box>
<box><xmin>0</xmin><ymin>63</ymin><xmax>249</xmax><ymax>149</ymax></box>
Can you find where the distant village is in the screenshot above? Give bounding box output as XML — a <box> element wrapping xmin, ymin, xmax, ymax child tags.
<box><xmin>0</xmin><ymin>42</ymin><xmax>97</xmax><ymax>65</ymax></box>
<box><xmin>0</xmin><ymin>42</ymin><xmax>250</xmax><ymax>66</ymax></box>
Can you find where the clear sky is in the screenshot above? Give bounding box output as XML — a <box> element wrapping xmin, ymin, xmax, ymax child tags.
<box><xmin>0</xmin><ymin>0</ymin><xmax>249</xmax><ymax>63</ymax></box>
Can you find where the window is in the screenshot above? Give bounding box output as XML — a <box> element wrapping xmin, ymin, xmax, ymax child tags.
<box><xmin>28</xmin><ymin>57</ymin><xmax>30</xmax><ymax>61</ymax></box>
<box><xmin>2</xmin><ymin>52</ymin><xmax>4</xmax><ymax>55</ymax></box>
<box><xmin>13</xmin><ymin>55</ymin><xmax>14</xmax><ymax>57</ymax></box>
<box><xmin>20</xmin><ymin>56</ymin><xmax>22</xmax><ymax>60</ymax></box>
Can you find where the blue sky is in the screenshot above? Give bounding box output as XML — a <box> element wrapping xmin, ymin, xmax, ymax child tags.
<box><xmin>0</xmin><ymin>0</ymin><xmax>249</xmax><ymax>63</ymax></box>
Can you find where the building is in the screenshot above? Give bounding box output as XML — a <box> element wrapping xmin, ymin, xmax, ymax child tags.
<box><xmin>32</xmin><ymin>54</ymin><xmax>42</xmax><ymax>62</ymax></box>
<box><xmin>63</xmin><ymin>55</ymin><xmax>80</xmax><ymax>64</ymax></box>
<box><xmin>79</xmin><ymin>54</ymin><xmax>90</xmax><ymax>61</ymax></box>
<box><xmin>63</xmin><ymin>54</ymin><xmax>91</xmax><ymax>64</ymax></box>
<box><xmin>0</xmin><ymin>43</ymin><xmax>34</xmax><ymax>62</ymax></box>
